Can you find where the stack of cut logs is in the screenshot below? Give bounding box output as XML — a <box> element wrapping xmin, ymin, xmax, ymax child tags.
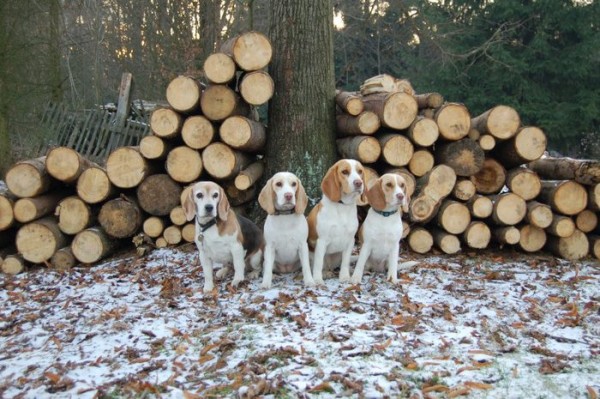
<box><xmin>0</xmin><ymin>31</ymin><xmax>273</xmax><ymax>274</ymax></box>
<box><xmin>335</xmin><ymin>74</ymin><xmax>600</xmax><ymax>261</ymax></box>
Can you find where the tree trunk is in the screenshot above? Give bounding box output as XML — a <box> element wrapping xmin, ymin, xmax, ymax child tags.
<box><xmin>143</xmin><ymin>216</ymin><xmax>166</xmax><ymax>238</ymax></box>
<box><xmin>362</xmin><ymin>92</ymin><xmax>418</xmax><ymax>130</ymax></box>
<box><xmin>408</xmin><ymin>149</ymin><xmax>434</xmax><ymax>177</ymax></box>
<box><xmin>539</xmin><ymin>180</ymin><xmax>588</xmax><ymax>216</ymax></box>
<box><xmin>470</xmin><ymin>105</ymin><xmax>520</xmax><ymax>140</ymax></box>
<box><xmin>432</xmin><ymin>228</ymin><xmax>461</xmax><ymax>254</ymax></box>
<box><xmin>528</xmin><ymin>156</ymin><xmax>600</xmax><ymax>186</ymax></box>
<box><xmin>407</xmin><ymin>227</ymin><xmax>433</xmax><ymax>254</ymax></box>
<box><xmin>434</xmin><ymin>103</ymin><xmax>471</xmax><ymax>141</ymax></box>
<box><xmin>137</xmin><ymin>174</ymin><xmax>182</xmax><ymax>216</ymax></box>
<box><xmin>466</xmin><ymin>195</ymin><xmax>493</xmax><ymax>219</ymax></box>
<box><xmin>150</xmin><ymin>108</ymin><xmax>183</xmax><ymax>139</ymax></box>
<box><xmin>518</xmin><ymin>224</ymin><xmax>547</xmax><ymax>253</ymax></box>
<box><xmin>414</xmin><ymin>92</ymin><xmax>444</xmax><ymax>109</ymax></box>
<box><xmin>106</xmin><ymin>147</ymin><xmax>155</xmax><ymax>189</ymax></box>
<box><xmin>470</xmin><ymin>158</ymin><xmax>506</xmax><ymax>194</ymax></box>
<box><xmin>462</xmin><ymin>221</ymin><xmax>491</xmax><ymax>249</ymax></box>
<box><xmin>203</xmin><ymin>52</ymin><xmax>236</xmax><ymax>84</ymax></box>
<box><xmin>378</xmin><ymin>133</ymin><xmax>414</xmax><ymax>167</ymax></box>
<box><xmin>13</xmin><ymin>192</ymin><xmax>65</xmax><ymax>223</ymax></box>
<box><xmin>166</xmin><ymin>146</ymin><xmax>204</xmax><ymax>183</ymax></box>
<box><xmin>0</xmin><ymin>187</ymin><xmax>16</xmax><ymax>231</ymax></box>
<box><xmin>506</xmin><ymin>167</ymin><xmax>541</xmax><ymax>201</ymax></box>
<box><xmin>99</xmin><ymin>197</ymin><xmax>143</xmax><ymax>238</ymax></box>
<box><xmin>546</xmin><ymin>229</ymin><xmax>589</xmax><ymax>260</ymax></box>
<box><xmin>267</xmin><ymin>0</ymin><xmax>337</xmax><ymax>199</ymax></box>
<box><xmin>452</xmin><ymin>179</ymin><xmax>476</xmax><ymax>202</ymax></box>
<box><xmin>235</xmin><ymin>161</ymin><xmax>265</xmax><ymax>191</ymax></box>
<box><xmin>407</xmin><ymin>116</ymin><xmax>439</xmax><ymax>147</ymax></box>
<box><xmin>493</xmin><ymin>226</ymin><xmax>520</xmax><ymax>245</ymax></box>
<box><xmin>72</xmin><ymin>227</ymin><xmax>117</xmax><ymax>264</ymax></box>
<box><xmin>575</xmin><ymin>209</ymin><xmax>597</xmax><ymax>233</ymax></box>
<box><xmin>219</xmin><ymin>116</ymin><xmax>266</xmax><ymax>152</ymax></box>
<box><xmin>45</xmin><ymin>147</ymin><xmax>95</xmax><ymax>184</ymax></box>
<box><xmin>55</xmin><ymin>195</ymin><xmax>95</xmax><ymax>235</ymax></box>
<box><xmin>436</xmin><ymin>200</ymin><xmax>471</xmax><ymax>234</ymax></box>
<box><xmin>200</xmin><ymin>84</ymin><xmax>249</xmax><ymax>122</ymax></box>
<box><xmin>181</xmin><ymin>115</ymin><xmax>215</xmax><ymax>150</ymax></box>
<box><xmin>336</xmin><ymin>111</ymin><xmax>380</xmax><ymax>136</ymax></box>
<box><xmin>202</xmin><ymin>142</ymin><xmax>252</xmax><ymax>180</ymax></box>
<box><xmin>546</xmin><ymin>214</ymin><xmax>576</xmax><ymax>238</ymax></box>
<box><xmin>409</xmin><ymin>165</ymin><xmax>456</xmax><ymax>223</ymax></box>
<box><xmin>336</xmin><ymin>90</ymin><xmax>364</xmax><ymax>116</ymax></box>
<box><xmin>336</xmin><ymin>136</ymin><xmax>381</xmax><ymax>164</ymax></box>
<box><xmin>6</xmin><ymin>157</ymin><xmax>53</xmax><ymax>198</ymax></box>
<box><xmin>525</xmin><ymin>201</ymin><xmax>553</xmax><ymax>229</ymax></box>
<box><xmin>0</xmin><ymin>111</ymin><xmax>12</xmax><ymax>177</ymax></box>
<box><xmin>166</xmin><ymin>76</ymin><xmax>202</xmax><ymax>113</ymax></box>
<box><xmin>16</xmin><ymin>217</ymin><xmax>67</xmax><ymax>263</ymax></box>
<box><xmin>220</xmin><ymin>31</ymin><xmax>273</xmax><ymax>71</ymax></box>
<box><xmin>492</xmin><ymin>126</ymin><xmax>547</xmax><ymax>168</ymax></box>
<box><xmin>51</xmin><ymin>247</ymin><xmax>76</xmax><ymax>271</ymax></box>
<box><xmin>490</xmin><ymin>193</ymin><xmax>527</xmax><ymax>226</ymax></box>
<box><xmin>239</xmin><ymin>70</ymin><xmax>275</xmax><ymax>105</ymax></box>
<box><xmin>76</xmin><ymin>166</ymin><xmax>116</xmax><ymax>205</ymax></box>
<box><xmin>435</xmin><ymin>139</ymin><xmax>484</xmax><ymax>177</ymax></box>
<box><xmin>139</xmin><ymin>135</ymin><xmax>172</xmax><ymax>160</ymax></box>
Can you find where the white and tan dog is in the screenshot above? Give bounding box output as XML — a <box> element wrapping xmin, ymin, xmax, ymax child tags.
<box><xmin>258</xmin><ymin>172</ymin><xmax>314</xmax><ymax>288</ymax></box>
<box><xmin>350</xmin><ymin>173</ymin><xmax>409</xmax><ymax>284</ymax></box>
<box><xmin>182</xmin><ymin>181</ymin><xmax>264</xmax><ymax>293</ymax></box>
<box><xmin>307</xmin><ymin>159</ymin><xmax>365</xmax><ymax>284</ymax></box>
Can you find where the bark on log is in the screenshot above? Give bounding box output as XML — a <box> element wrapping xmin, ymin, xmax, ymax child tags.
<box><xmin>492</xmin><ymin>126</ymin><xmax>547</xmax><ymax>168</ymax></box>
<box><xmin>163</xmin><ymin>225</ymin><xmax>182</xmax><ymax>245</ymax></box>
<box><xmin>6</xmin><ymin>157</ymin><xmax>53</xmax><ymax>198</ymax></box>
<box><xmin>169</xmin><ymin>206</ymin><xmax>187</xmax><ymax>226</ymax></box>
<box><xmin>203</xmin><ymin>52</ymin><xmax>236</xmax><ymax>84</ymax></box>
<box><xmin>407</xmin><ymin>227</ymin><xmax>433</xmax><ymax>254</ymax></box>
<box><xmin>56</xmin><ymin>196</ymin><xmax>95</xmax><ymax>235</ymax></box>
<box><xmin>409</xmin><ymin>165</ymin><xmax>456</xmax><ymax>223</ymax></box>
<box><xmin>220</xmin><ymin>116</ymin><xmax>266</xmax><ymax>152</ymax></box>
<box><xmin>546</xmin><ymin>214</ymin><xmax>575</xmax><ymax>238</ymax></box>
<box><xmin>462</xmin><ymin>221</ymin><xmax>491</xmax><ymax>249</ymax></box>
<box><xmin>139</xmin><ymin>135</ymin><xmax>173</xmax><ymax>160</ymax></box>
<box><xmin>432</xmin><ymin>228</ymin><xmax>461</xmax><ymax>254</ymax></box>
<box><xmin>51</xmin><ymin>247</ymin><xmax>76</xmax><ymax>271</ymax></box>
<box><xmin>414</xmin><ymin>92</ymin><xmax>444</xmax><ymax>109</ymax></box>
<box><xmin>470</xmin><ymin>158</ymin><xmax>506</xmax><ymax>195</ymax></box>
<box><xmin>166</xmin><ymin>146</ymin><xmax>203</xmax><ymax>183</ymax></box>
<box><xmin>202</xmin><ymin>142</ymin><xmax>252</xmax><ymax>180</ymax></box>
<box><xmin>239</xmin><ymin>70</ymin><xmax>274</xmax><ymax>105</ymax></box>
<box><xmin>181</xmin><ymin>115</ymin><xmax>215</xmax><ymax>150</ymax></box>
<box><xmin>518</xmin><ymin>224</ymin><xmax>547</xmax><ymax>253</ymax></box>
<box><xmin>137</xmin><ymin>174</ymin><xmax>182</xmax><ymax>216</ymax></box>
<box><xmin>539</xmin><ymin>180</ymin><xmax>588</xmax><ymax>216</ymax></box>
<box><xmin>16</xmin><ymin>217</ymin><xmax>67</xmax><ymax>263</ymax></box>
<box><xmin>435</xmin><ymin>103</ymin><xmax>471</xmax><ymax>141</ymax></box>
<box><xmin>493</xmin><ymin>226</ymin><xmax>521</xmax><ymax>245</ymax></box>
<box><xmin>143</xmin><ymin>216</ymin><xmax>166</xmax><ymax>238</ymax></box>
<box><xmin>336</xmin><ymin>91</ymin><xmax>364</xmax><ymax>116</ymax></box>
<box><xmin>0</xmin><ymin>188</ymin><xmax>16</xmax><ymax>231</ymax></box>
<box><xmin>470</xmin><ymin>105</ymin><xmax>520</xmax><ymax>140</ymax></box>
<box><xmin>525</xmin><ymin>201</ymin><xmax>553</xmax><ymax>229</ymax></box>
<box><xmin>506</xmin><ymin>167</ymin><xmax>541</xmax><ymax>201</ymax></box>
<box><xmin>336</xmin><ymin>136</ymin><xmax>381</xmax><ymax>164</ymax></box>
<box><xmin>528</xmin><ymin>156</ymin><xmax>600</xmax><ymax>186</ymax></box>
<box><xmin>150</xmin><ymin>108</ymin><xmax>183</xmax><ymax>139</ymax></box>
<box><xmin>224</xmin><ymin>184</ymin><xmax>258</xmax><ymax>207</ymax></box>
<box><xmin>452</xmin><ymin>179</ymin><xmax>476</xmax><ymax>202</ymax></box>
<box><xmin>385</xmin><ymin>168</ymin><xmax>416</xmax><ymax>197</ymax></box>
<box><xmin>574</xmin><ymin>209</ymin><xmax>597</xmax><ymax>233</ymax></box>
<box><xmin>166</xmin><ymin>76</ymin><xmax>202</xmax><ymax>113</ymax></box>
<box><xmin>362</xmin><ymin>92</ymin><xmax>418</xmax><ymax>130</ymax></box>
<box><xmin>14</xmin><ymin>192</ymin><xmax>65</xmax><ymax>223</ymax></box>
<box><xmin>77</xmin><ymin>166</ymin><xmax>116</xmax><ymax>205</ymax></box>
<box><xmin>546</xmin><ymin>229</ymin><xmax>589</xmax><ymax>260</ymax></box>
<box><xmin>407</xmin><ymin>116</ymin><xmax>439</xmax><ymax>147</ymax></box>
<box><xmin>588</xmin><ymin>183</ymin><xmax>600</xmax><ymax>211</ymax></box>
<box><xmin>336</xmin><ymin>111</ymin><xmax>380</xmax><ymax>136</ymax></box>
<box><xmin>235</xmin><ymin>161</ymin><xmax>265</xmax><ymax>191</ymax></box>
<box><xmin>408</xmin><ymin>149</ymin><xmax>434</xmax><ymax>177</ymax></box>
<box><xmin>201</xmin><ymin>84</ymin><xmax>249</xmax><ymax>122</ymax></box>
<box><xmin>436</xmin><ymin>200</ymin><xmax>471</xmax><ymax>234</ymax></box>
<box><xmin>1</xmin><ymin>254</ymin><xmax>26</xmax><ymax>275</ymax></box>
<box><xmin>106</xmin><ymin>147</ymin><xmax>154</xmax><ymax>189</ymax></box>
<box><xmin>467</xmin><ymin>195</ymin><xmax>493</xmax><ymax>219</ymax></box>
<box><xmin>589</xmin><ymin>235</ymin><xmax>600</xmax><ymax>260</ymax></box>
<box><xmin>378</xmin><ymin>134</ymin><xmax>414</xmax><ymax>167</ymax></box>
<box><xmin>220</xmin><ymin>31</ymin><xmax>273</xmax><ymax>71</ymax></box>
<box><xmin>435</xmin><ymin>139</ymin><xmax>484</xmax><ymax>177</ymax></box>
<box><xmin>182</xmin><ymin>223</ymin><xmax>196</xmax><ymax>243</ymax></box>
<box><xmin>99</xmin><ymin>197</ymin><xmax>143</xmax><ymax>238</ymax></box>
<box><xmin>478</xmin><ymin>135</ymin><xmax>496</xmax><ymax>151</ymax></box>
<box><xmin>45</xmin><ymin>147</ymin><xmax>95</xmax><ymax>183</ymax></box>
<box><xmin>491</xmin><ymin>193</ymin><xmax>527</xmax><ymax>226</ymax></box>
<box><xmin>72</xmin><ymin>227</ymin><xmax>117</xmax><ymax>264</ymax></box>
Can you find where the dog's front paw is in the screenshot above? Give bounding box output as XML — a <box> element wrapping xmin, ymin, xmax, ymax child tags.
<box><xmin>339</xmin><ymin>273</ymin><xmax>351</xmax><ymax>283</ymax></box>
<box><xmin>303</xmin><ymin>277</ymin><xmax>316</xmax><ymax>287</ymax></box>
<box><xmin>247</xmin><ymin>270</ymin><xmax>260</xmax><ymax>280</ymax></box>
<box><xmin>203</xmin><ymin>284</ymin><xmax>214</xmax><ymax>294</ymax></box>
<box><xmin>231</xmin><ymin>277</ymin><xmax>244</xmax><ymax>287</ymax></box>
<box><xmin>387</xmin><ymin>275</ymin><xmax>399</xmax><ymax>284</ymax></box>
<box><xmin>350</xmin><ymin>274</ymin><xmax>362</xmax><ymax>284</ymax></box>
<box><xmin>260</xmin><ymin>280</ymin><xmax>272</xmax><ymax>289</ymax></box>
<box><xmin>215</xmin><ymin>267</ymin><xmax>229</xmax><ymax>279</ymax></box>
<box><xmin>313</xmin><ymin>277</ymin><xmax>325</xmax><ymax>286</ymax></box>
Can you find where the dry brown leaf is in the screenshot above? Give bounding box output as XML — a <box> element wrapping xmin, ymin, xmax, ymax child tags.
<box><xmin>448</xmin><ymin>387</ymin><xmax>471</xmax><ymax>397</ymax></box>
<box><xmin>373</xmin><ymin>337</ymin><xmax>392</xmax><ymax>351</ymax></box>
<box><xmin>183</xmin><ymin>390</ymin><xmax>202</xmax><ymax>399</ymax></box>
<box><xmin>44</xmin><ymin>372</ymin><xmax>61</xmax><ymax>384</ymax></box>
<box><xmin>422</xmin><ymin>384</ymin><xmax>449</xmax><ymax>393</ymax></box>
<box><xmin>198</xmin><ymin>354</ymin><xmax>215</xmax><ymax>364</ymax></box>
<box><xmin>309</xmin><ymin>382</ymin><xmax>335</xmax><ymax>393</ymax></box>
<box><xmin>464</xmin><ymin>381</ymin><xmax>493</xmax><ymax>390</ymax></box>
<box><xmin>587</xmin><ymin>386</ymin><xmax>598</xmax><ymax>399</ymax></box>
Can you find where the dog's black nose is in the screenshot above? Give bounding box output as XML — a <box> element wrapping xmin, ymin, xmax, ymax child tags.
<box><xmin>205</xmin><ymin>204</ymin><xmax>214</xmax><ymax>213</ymax></box>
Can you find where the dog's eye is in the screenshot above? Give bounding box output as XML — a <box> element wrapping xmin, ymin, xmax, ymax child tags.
<box><xmin>341</xmin><ymin>169</ymin><xmax>350</xmax><ymax>176</ymax></box>
<box><xmin>196</xmin><ymin>193</ymin><xmax>203</xmax><ymax>199</ymax></box>
<box><xmin>212</xmin><ymin>192</ymin><xmax>219</xmax><ymax>199</ymax></box>
<box><xmin>275</xmin><ymin>181</ymin><xmax>283</xmax><ymax>187</ymax></box>
<box><xmin>291</xmin><ymin>181</ymin><xmax>297</xmax><ymax>187</ymax></box>
<box><xmin>358</xmin><ymin>169</ymin><xmax>363</xmax><ymax>175</ymax></box>
<box><xmin>386</xmin><ymin>183</ymin><xmax>393</xmax><ymax>188</ymax></box>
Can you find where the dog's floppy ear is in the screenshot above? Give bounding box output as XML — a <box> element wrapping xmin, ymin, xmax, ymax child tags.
<box><xmin>217</xmin><ymin>185</ymin><xmax>230</xmax><ymax>221</ymax></box>
<box><xmin>366</xmin><ymin>177</ymin><xmax>386</xmax><ymax>211</ymax></box>
<box><xmin>400</xmin><ymin>177</ymin><xmax>411</xmax><ymax>214</ymax></box>
<box><xmin>182</xmin><ymin>185</ymin><xmax>196</xmax><ymax>221</ymax></box>
<box><xmin>295</xmin><ymin>178</ymin><xmax>308</xmax><ymax>214</ymax></box>
<box><xmin>258</xmin><ymin>177</ymin><xmax>276</xmax><ymax>215</ymax></box>
<box><xmin>321</xmin><ymin>162</ymin><xmax>342</xmax><ymax>202</ymax></box>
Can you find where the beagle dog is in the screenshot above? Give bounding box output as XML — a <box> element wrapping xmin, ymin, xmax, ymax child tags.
<box><xmin>182</xmin><ymin>181</ymin><xmax>264</xmax><ymax>293</ymax></box>
<box><xmin>258</xmin><ymin>172</ymin><xmax>315</xmax><ymax>288</ymax></box>
<box><xmin>307</xmin><ymin>159</ymin><xmax>365</xmax><ymax>284</ymax></box>
<box><xmin>350</xmin><ymin>173</ymin><xmax>409</xmax><ymax>284</ymax></box>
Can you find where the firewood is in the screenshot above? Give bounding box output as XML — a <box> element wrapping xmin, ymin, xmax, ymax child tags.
<box><xmin>574</xmin><ymin>209</ymin><xmax>597</xmax><ymax>233</ymax></box>
<box><xmin>420</xmin><ymin>108</ymin><xmax>436</xmax><ymax>119</ymax></box>
<box><xmin>493</xmin><ymin>226</ymin><xmax>521</xmax><ymax>245</ymax></box>
<box><xmin>378</xmin><ymin>134</ymin><xmax>414</xmax><ymax>167</ymax></box>
<box><xmin>490</xmin><ymin>193</ymin><xmax>527</xmax><ymax>226</ymax></box>
<box><xmin>203</xmin><ymin>52</ymin><xmax>236</xmax><ymax>84</ymax></box>
<box><xmin>336</xmin><ymin>136</ymin><xmax>381</xmax><ymax>164</ymax></box>
<box><xmin>407</xmin><ymin>227</ymin><xmax>433</xmax><ymax>254</ymax></box>
<box><xmin>528</xmin><ymin>156</ymin><xmax>600</xmax><ymax>186</ymax></box>
<box><xmin>166</xmin><ymin>76</ymin><xmax>202</xmax><ymax>113</ymax></box>
<box><xmin>55</xmin><ymin>196</ymin><xmax>96</xmax><ymax>235</ymax></box>
<box><xmin>163</xmin><ymin>225</ymin><xmax>182</xmax><ymax>245</ymax></box>
<box><xmin>432</xmin><ymin>228</ymin><xmax>461</xmax><ymax>254</ymax></box>
<box><xmin>385</xmin><ymin>168</ymin><xmax>415</xmax><ymax>196</ymax></box>
<box><xmin>402</xmin><ymin>220</ymin><xmax>410</xmax><ymax>239</ymax></box>
<box><xmin>470</xmin><ymin>105</ymin><xmax>520</xmax><ymax>140</ymax></box>
<box><xmin>220</xmin><ymin>31</ymin><xmax>272</xmax><ymax>71</ymax></box>
<box><xmin>470</xmin><ymin>158</ymin><xmax>506</xmax><ymax>195</ymax></box>
<box><xmin>1</xmin><ymin>254</ymin><xmax>26</xmax><ymax>275</ymax></box>
<box><xmin>467</xmin><ymin>195</ymin><xmax>493</xmax><ymax>219</ymax></box>
<box><xmin>336</xmin><ymin>111</ymin><xmax>380</xmax><ymax>136</ymax></box>
<box><xmin>166</xmin><ymin>146</ymin><xmax>203</xmax><ymax>183</ymax></box>
<box><xmin>14</xmin><ymin>192</ymin><xmax>65</xmax><ymax>223</ymax></box>
<box><xmin>362</xmin><ymin>92</ymin><xmax>418</xmax><ymax>130</ymax></box>
<box><xmin>462</xmin><ymin>221</ymin><xmax>491</xmax><ymax>249</ymax></box>
<box><xmin>139</xmin><ymin>135</ymin><xmax>172</xmax><ymax>160</ymax></box>
<box><xmin>588</xmin><ymin>184</ymin><xmax>600</xmax><ymax>211</ymax></box>
<box><xmin>143</xmin><ymin>217</ymin><xmax>166</xmax><ymax>238</ymax></box>
<box><xmin>589</xmin><ymin>235</ymin><xmax>600</xmax><ymax>259</ymax></box>
<box><xmin>434</xmin><ymin>103</ymin><xmax>471</xmax><ymax>141</ymax></box>
<box><xmin>506</xmin><ymin>167</ymin><xmax>541</xmax><ymax>201</ymax></box>
<box><xmin>435</xmin><ymin>139</ymin><xmax>484</xmax><ymax>177</ymax></box>
<box><xmin>45</xmin><ymin>147</ymin><xmax>95</xmax><ymax>184</ymax></box>
<box><xmin>169</xmin><ymin>206</ymin><xmax>187</xmax><ymax>226</ymax></box>
<box><xmin>182</xmin><ymin>223</ymin><xmax>196</xmax><ymax>243</ymax></box>
<box><xmin>336</xmin><ymin>91</ymin><xmax>364</xmax><ymax>116</ymax></box>
<box><xmin>360</xmin><ymin>74</ymin><xmax>415</xmax><ymax>96</ymax></box>
<box><xmin>220</xmin><ymin>116</ymin><xmax>266</xmax><ymax>152</ymax></box>
<box><xmin>72</xmin><ymin>227</ymin><xmax>118</xmax><ymax>264</ymax></box>
<box><xmin>407</xmin><ymin>116</ymin><xmax>439</xmax><ymax>147</ymax></box>
<box><xmin>0</xmin><ymin>188</ymin><xmax>16</xmax><ymax>231</ymax></box>
<box><xmin>137</xmin><ymin>174</ymin><xmax>182</xmax><ymax>216</ymax></box>
<box><xmin>106</xmin><ymin>147</ymin><xmax>155</xmax><ymax>189</ymax></box>
<box><xmin>181</xmin><ymin>115</ymin><xmax>215</xmax><ymax>150</ymax></box>
<box><xmin>155</xmin><ymin>237</ymin><xmax>168</xmax><ymax>248</ymax></box>
<box><xmin>51</xmin><ymin>247</ymin><xmax>77</xmax><ymax>271</ymax></box>
<box><xmin>235</xmin><ymin>162</ymin><xmax>264</xmax><ymax>191</ymax></box>
<box><xmin>546</xmin><ymin>229</ymin><xmax>589</xmax><ymax>260</ymax></box>
<box><xmin>518</xmin><ymin>224</ymin><xmax>547</xmax><ymax>253</ymax></box>
<box><xmin>477</xmin><ymin>134</ymin><xmax>496</xmax><ymax>151</ymax></box>
<box><xmin>150</xmin><ymin>108</ymin><xmax>183</xmax><ymax>139</ymax></box>
<box><xmin>5</xmin><ymin>157</ymin><xmax>53</xmax><ymax>198</ymax></box>
<box><xmin>16</xmin><ymin>217</ymin><xmax>67</xmax><ymax>263</ymax></box>
<box><xmin>546</xmin><ymin>214</ymin><xmax>575</xmax><ymax>238</ymax></box>
<box><xmin>436</xmin><ymin>200</ymin><xmax>471</xmax><ymax>235</ymax></box>
<box><xmin>467</xmin><ymin>127</ymin><xmax>480</xmax><ymax>141</ymax></box>
<box><xmin>99</xmin><ymin>196</ymin><xmax>143</xmax><ymax>238</ymax></box>
<box><xmin>492</xmin><ymin>126</ymin><xmax>546</xmax><ymax>168</ymax></box>
<box><xmin>452</xmin><ymin>179</ymin><xmax>476</xmax><ymax>202</ymax></box>
<box><xmin>539</xmin><ymin>180</ymin><xmax>588</xmax><ymax>216</ymax></box>
<box><xmin>200</xmin><ymin>84</ymin><xmax>249</xmax><ymax>122</ymax></box>
<box><xmin>409</xmin><ymin>165</ymin><xmax>456</xmax><ymax>223</ymax></box>
<box><xmin>202</xmin><ymin>142</ymin><xmax>252</xmax><ymax>180</ymax></box>
<box><xmin>239</xmin><ymin>70</ymin><xmax>274</xmax><ymax>105</ymax></box>
<box><xmin>76</xmin><ymin>166</ymin><xmax>116</xmax><ymax>205</ymax></box>
<box><xmin>525</xmin><ymin>201</ymin><xmax>553</xmax><ymax>229</ymax></box>
<box><xmin>408</xmin><ymin>149</ymin><xmax>434</xmax><ymax>177</ymax></box>
<box><xmin>414</xmin><ymin>92</ymin><xmax>444</xmax><ymax>109</ymax></box>
<box><xmin>224</xmin><ymin>184</ymin><xmax>258</xmax><ymax>207</ymax></box>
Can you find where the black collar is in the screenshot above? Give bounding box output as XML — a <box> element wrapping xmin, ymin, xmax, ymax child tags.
<box><xmin>274</xmin><ymin>209</ymin><xmax>295</xmax><ymax>216</ymax></box>
<box><xmin>373</xmin><ymin>208</ymin><xmax>398</xmax><ymax>217</ymax></box>
<box><xmin>197</xmin><ymin>217</ymin><xmax>217</xmax><ymax>232</ymax></box>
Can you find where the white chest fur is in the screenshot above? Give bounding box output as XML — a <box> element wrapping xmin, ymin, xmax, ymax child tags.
<box><xmin>361</xmin><ymin>208</ymin><xmax>403</xmax><ymax>261</ymax></box>
<box><xmin>317</xmin><ymin>197</ymin><xmax>359</xmax><ymax>253</ymax></box>
<box><xmin>264</xmin><ymin>213</ymin><xmax>308</xmax><ymax>264</ymax></box>
<box><xmin>198</xmin><ymin>226</ymin><xmax>242</xmax><ymax>265</ymax></box>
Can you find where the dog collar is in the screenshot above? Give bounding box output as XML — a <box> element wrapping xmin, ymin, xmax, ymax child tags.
<box><xmin>197</xmin><ymin>217</ymin><xmax>217</xmax><ymax>232</ymax></box>
<box><xmin>274</xmin><ymin>209</ymin><xmax>295</xmax><ymax>216</ymax></box>
<box><xmin>373</xmin><ymin>208</ymin><xmax>398</xmax><ymax>217</ymax></box>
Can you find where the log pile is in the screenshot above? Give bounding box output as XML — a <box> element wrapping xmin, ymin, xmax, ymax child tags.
<box><xmin>336</xmin><ymin>74</ymin><xmax>599</xmax><ymax>260</ymax></box>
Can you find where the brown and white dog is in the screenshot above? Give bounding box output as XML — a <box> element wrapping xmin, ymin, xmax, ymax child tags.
<box><xmin>350</xmin><ymin>173</ymin><xmax>409</xmax><ymax>284</ymax></box>
<box><xmin>182</xmin><ymin>181</ymin><xmax>264</xmax><ymax>293</ymax></box>
<box><xmin>307</xmin><ymin>159</ymin><xmax>365</xmax><ymax>284</ymax></box>
<box><xmin>258</xmin><ymin>172</ymin><xmax>314</xmax><ymax>288</ymax></box>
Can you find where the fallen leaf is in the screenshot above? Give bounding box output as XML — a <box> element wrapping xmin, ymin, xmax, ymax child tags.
<box><xmin>464</xmin><ymin>381</ymin><xmax>493</xmax><ymax>390</ymax></box>
<box><xmin>309</xmin><ymin>382</ymin><xmax>335</xmax><ymax>393</ymax></box>
<box><xmin>587</xmin><ymin>386</ymin><xmax>598</xmax><ymax>399</ymax></box>
<box><xmin>422</xmin><ymin>384</ymin><xmax>449</xmax><ymax>393</ymax></box>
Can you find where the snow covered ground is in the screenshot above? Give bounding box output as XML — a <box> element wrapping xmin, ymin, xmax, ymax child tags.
<box><xmin>1</xmin><ymin>245</ymin><xmax>599</xmax><ymax>398</ymax></box>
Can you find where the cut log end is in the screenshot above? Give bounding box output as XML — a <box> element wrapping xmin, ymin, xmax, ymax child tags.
<box><xmin>379</xmin><ymin>134</ymin><xmax>414</xmax><ymax>167</ymax></box>
<box><xmin>72</xmin><ymin>227</ymin><xmax>116</xmax><ymax>264</ymax></box>
<box><xmin>137</xmin><ymin>174</ymin><xmax>182</xmax><ymax>216</ymax></box>
<box><xmin>46</xmin><ymin>147</ymin><xmax>91</xmax><ymax>183</ymax></box>
<box><xmin>435</xmin><ymin>103</ymin><xmax>471</xmax><ymax>141</ymax></box>
<box><xmin>575</xmin><ymin>210</ymin><xmax>598</xmax><ymax>233</ymax></box>
<box><xmin>203</xmin><ymin>52</ymin><xmax>236</xmax><ymax>84</ymax></box>
<box><xmin>408</xmin><ymin>227</ymin><xmax>434</xmax><ymax>254</ymax></box>
<box><xmin>547</xmin><ymin>229</ymin><xmax>589</xmax><ymax>260</ymax></box>
<box><xmin>181</xmin><ymin>115</ymin><xmax>215</xmax><ymax>150</ymax></box>
<box><xmin>202</xmin><ymin>142</ymin><xmax>251</xmax><ymax>180</ymax></box>
<box><xmin>1</xmin><ymin>255</ymin><xmax>26</xmax><ymax>275</ymax></box>
<box><xmin>166</xmin><ymin>76</ymin><xmax>202</xmax><ymax>113</ymax></box>
<box><xmin>336</xmin><ymin>136</ymin><xmax>381</xmax><ymax>164</ymax></box>
<box><xmin>239</xmin><ymin>71</ymin><xmax>274</xmax><ymax>105</ymax></box>
<box><xmin>463</xmin><ymin>221</ymin><xmax>491</xmax><ymax>249</ymax></box>
<box><xmin>6</xmin><ymin>157</ymin><xmax>51</xmax><ymax>198</ymax></box>
<box><xmin>166</xmin><ymin>146</ymin><xmax>203</xmax><ymax>183</ymax></box>
<box><xmin>150</xmin><ymin>108</ymin><xmax>182</xmax><ymax>139</ymax></box>
<box><xmin>471</xmin><ymin>105</ymin><xmax>520</xmax><ymax>140</ymax></box>
<box><xmin>519</xmin><ymin>225</ymin><xmax>547</xmax><ymax>253</ymax></box>
<box><xmin>16</xmin><ymin>217</ymin><xmax>67</xmax><ymax>263</ymax></box>
<box><xmin>106</xmin><ymin>147</ymin><xmax>150</xmax><ymax>189</ymax></box>
<box><xmin>222</xmin><ymin>31</ymin><xmax>273</xmax><ymax>71</ymax></box>
<box><xmin>56</xmin><ymin>196</ymin><xmax>94</xmax><ymax>235</ymax></box>
<box><xmin>220</xmin><ymin>116</ymin><xmax>266</xmax><ymax>152</ymax></box>
<box><xmin>77</xmin><ymin>167</ymin><xmax>115</xmax><ymax>205</ymax></box>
